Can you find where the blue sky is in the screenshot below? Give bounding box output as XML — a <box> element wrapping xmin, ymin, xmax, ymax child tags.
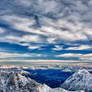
<box><xmin>0</xmin><ymin>0</ymin><xmax>92</xmax><ymax>61</ymax></box>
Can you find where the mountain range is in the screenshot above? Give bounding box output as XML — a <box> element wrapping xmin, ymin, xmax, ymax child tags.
<box><xmin>0</xmin><ymin>69</ymin><xmax>84</xmax><ymax>92</ymax></box>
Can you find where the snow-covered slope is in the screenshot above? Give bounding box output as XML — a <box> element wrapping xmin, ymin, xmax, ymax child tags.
<box><xmin>0</xmin><ymin>70</ymin><xmax>84</xmax><ymax>92</ymax></box>
<box><xmin>61</xmin><ymin>69</ymin><xmax>92</xmax><ymax>92</ymax></box>
<box><xmin>0</xmin><ymin>71</ymin><xmax>42</xmax><ymax>92</ymax></box>
<box><xmin>38</xmin><ymin>84</ymin><xmax>84</xmax><ymax>92</ymax></box>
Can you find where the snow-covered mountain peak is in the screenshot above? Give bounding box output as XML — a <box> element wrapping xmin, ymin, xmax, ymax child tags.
<box><xmin>0</xmin><ymin>71</ymin><xmax>43</xmax><ymax>92</ymax></box>
<box><xmin>77</xmin><ymin>69</ymin><xmax>89</xmax><ymax>74</ymax></box>
<box><xmin>61</xmin><ymin>69</ymin><xmax>92</xmax><ymax>92</ymax></box>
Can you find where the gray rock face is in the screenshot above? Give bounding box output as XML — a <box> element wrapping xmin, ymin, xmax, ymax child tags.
<box><xmin>61</xmin><ymin>69</ymin><xmax>92</xmax><ymax>92</ymax></box>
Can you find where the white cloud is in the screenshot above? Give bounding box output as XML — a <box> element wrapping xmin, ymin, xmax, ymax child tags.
<box><xmin>16</xmin><ymin>0</ymin><xmax>33</xmax><ymax>7</ymax></box>
<box><xmin>66</xmin><ymin>45</ymin><xmax>92</xmax><ymax>50</ymax></box>
<box><xmin>17</xmin><ymin>0</ymin><xmax>61</xmax><ymax>14</ymax></box>
<box><xmin>46</xmin><ymin>37</ymin><xmax>56</xmax><ymax>44</ymax></box>
<box><xmin>41</xmin><ymin>25</ymin><xmax>88</xmax><ymax>42</ymax></box>
<box><xmin>0</xmin><ymin>9</ymin><xmax>91</xmax><ymax>48</ymax></box>
<box><xmin>0</xmin><ymin>52</ymin><xmax>44</xmax><ymax>59</ymax></box>
<box><xmin>56</xmin><ymin>53</ymin><xmax>92</xmax><ymax>61</ymax></box>
<box><xmin>19</xmin><ymin>43</ymin><xmax>29</xmax><ymax>46</ymax></box>
<box><xmin>28</xmin><ymin>46</ymin><xmax>40</xmax><ymax>50</ymax></box>
<box><xmin>0</xmin><ymin>13</ymin><xmax>89</xmax><ymax>43</ymax></box>
<box><xmin>56</xmin><ymin>53</ymin><xmax>82</xmax><ymax>58</ymax></box>
<box><xmin>20</xmin><ymin>35</ymin><xmax>42</xmax><ymax>43</ymax></box>
<box><xmin>4</xmin><ymin>34</ymin><xmax>42</xmax><ymax>44</ymax></box>
<box><xmin>0</xmin><ymin>52</ymin><xmax>30</xmax><ymax>58</ymax></box>
<box><xmin>0</xmin><ymin>27</ymin><xmax>6</xmax><ymax>33</ymax></box>
<box><xmin>53</xmin><ymin>45</ymin><xmax>63</xmax><ymax>51</ymax></box>
<box><xmin>80</xmin><ymin>54</ymin><xmax>92</xmax><ymax>61</ymax></box>
<box><xmin>3</xmin><ymin>35</ymin><xmax>43</xmax><ymax>50</ymax></box>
